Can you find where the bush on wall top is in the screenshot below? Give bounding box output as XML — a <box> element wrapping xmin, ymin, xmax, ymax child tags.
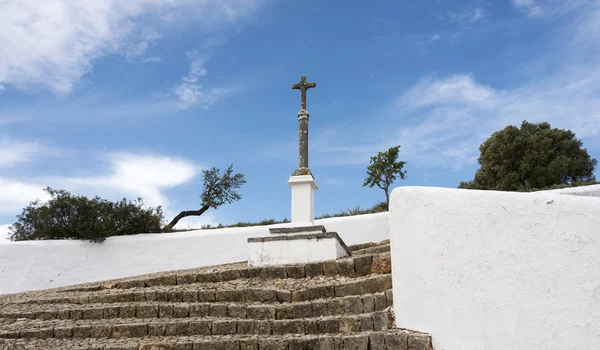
<box><xmin>8</xmin><ymin>187</ymin><xmax>164</xmax><ymax>243</ymax></box>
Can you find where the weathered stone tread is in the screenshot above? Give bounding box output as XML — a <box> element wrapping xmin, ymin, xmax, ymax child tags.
<box><xmin>5</xmin><ymin>275</ymin><xmax>392</xmax><ymax>307</ymax></box>
<box><xmin>0</xmin><ymin>291</ymin><xmax>393</xmax><ymax>321</ymax></box>
<box><xmin>0</xmin><ymin>310</ymin><xmax>393</xmax><ymax>337</ymax></box>
<box><xmin>352</xmin><ymin>244</ymin><xmax>390</xmax><ymax>255</ymax></box>
<box><xmin>0</xmin><ymin>245</ymin><xmax>391</xmax><ymax>304</ymax></box>
<box><xmin>0</xmin><ymin>329</ymin><xmax>432</xmax><ymax>350</ymax></box>
<box><xmin>347</xmin><ymin>240</ymin><xmax>389</xmax><ymax>251</ymax></box>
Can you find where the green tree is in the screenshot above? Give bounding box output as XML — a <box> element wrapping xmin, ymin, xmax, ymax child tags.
<box><xmin>163</xmin><ymin>164</ymin><xmax>246</xmax><ymax>231</ymax></box>
<box><xmin>9</xmin><ymin>187</ymin><xmax>164</xmax><ymax>243</ymax></box>
<box><xmin>459</xmin><ymin>120</ymin><xmax>597</xmax><ymax>191</ymax></box>
<box><xmin>363</xmin><ymin>145</ymin><xmax>407</xmax><ymax>208</ymax></box>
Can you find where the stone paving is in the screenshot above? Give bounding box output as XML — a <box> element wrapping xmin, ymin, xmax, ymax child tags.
<box><xmin>0</xmin><ymin>240</ymin><xmax>432</xmax><ymax>349</ymax></box>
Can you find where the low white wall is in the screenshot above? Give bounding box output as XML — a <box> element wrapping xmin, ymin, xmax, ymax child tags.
<box><xmin>539</xmin><ymin>183</ymin><xmax>600</xmax><ymax>197</ymax></box>
<box><xmin>0</xmin><ymin>212</ymin><xmax>388</xmax><ymax>295</ymax></box>
<box><xmin>389</xmin><ymin>186</ymin><xmax>600</xmax><ymax>350</ymax></box>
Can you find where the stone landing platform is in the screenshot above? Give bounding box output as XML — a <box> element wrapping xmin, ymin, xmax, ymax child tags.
<box><xmin>247</xmin><ymin>225</ymin><xmax>351</xmax><ymax>267</ymax></box>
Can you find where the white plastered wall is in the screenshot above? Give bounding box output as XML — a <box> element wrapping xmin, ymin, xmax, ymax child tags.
<box><xmin>0</xmin><ymin>212</ymin><xmax>388</xmax><ymax>295</ymax></box>
<box><xmin>389</xmin><ymin>186</ymin><xmax>600</xmax><ymax>350</ymax></box>
<box><xmin>247</xmin><ymin>236</ymin><xmax>348</xmax><ymax>266</ymax></box>
<box><xmin>539</xmin><ymin>183</ymin><xmax>600</xmax><ymax>197</ymax></box>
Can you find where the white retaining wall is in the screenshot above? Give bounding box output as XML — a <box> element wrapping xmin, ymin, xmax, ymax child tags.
<box><xmin>0</xmin><ymin>212</ymin><xmax>388</xmax><ymax>295</ymax></box>
<box><xmin>539</xmin><ymin>183</ymin><xmax>600</xmax><ymax>197</ymax></box>
<box><xmin>389</xmin><ymin>186</ymin><xmax>600</xmax><ymax>350</ymax></box>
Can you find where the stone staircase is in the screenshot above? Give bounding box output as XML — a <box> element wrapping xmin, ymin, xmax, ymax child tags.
<box><xmin>0</xmin><ymin>240</ymin><xmax>432</xmax><ymax>349</ymax></box>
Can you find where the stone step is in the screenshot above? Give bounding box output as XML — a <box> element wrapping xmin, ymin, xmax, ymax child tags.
<box><xmin>347</xmin><ymin>240</ymin><xmax>390</xmax><ymax>252</ymax></box>
<box><xmin>0</xmin><ymin>238</ymin><xmax>434</xmax><ymax>349</ymax></box>
<box><xmin>0</xmin><ymin>310</ymin><xmax>393</xmax><ymax>339</ymax></box>
<box><xmin>7</xmin><ymin>275</ymin><xmax>392</xmax><ymax>307</ymax></box>
<box><xmin>0</xmin><ymin>329</ymin><xmax>433</xmax><ymax>350</ymax></box>
<box><xmin>0</xmin><ymin>291</ymin><xmax>393</xmax><ymax>321</ymax></box>
<box><xmin>0</xmin><ymin>252</ymin><xmax>392</xmax><ymax>306</ymax></box>
<box><xmin>66</xmin><ymin>253</ymin><xmax>387</xmax><ymax>291</ymax></box>
<box><xmin>352</xmin><ymin>244</ymin><xmax>390</xmax><ymax>255</ymax></box>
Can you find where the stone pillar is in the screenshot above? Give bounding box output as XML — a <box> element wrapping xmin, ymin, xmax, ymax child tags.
<box><xmin>288</xmin><ymin>175</ymin><xmax>318</xmax><ymax>226</ymax></box>
<box><xmin>293</xmin><ymin>110</ymin><xmax>311</xmax><ymax>176</ymax></box>
<box><xmin>298</xmin><ymin>110</ymin><xmax>309</xmax><ymax>170</ymax></box>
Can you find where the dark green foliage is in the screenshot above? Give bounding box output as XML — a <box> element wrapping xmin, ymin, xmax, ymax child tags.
<box><xmin>9</xmin><ymin>187</ymin><xmax>164</xmax><ymax>243</ymax></box>
<box><xmin>200</xmin><ymin>165</ymin><xmax>246</xmax><ymax>209</ymax></box>
<box><xmin>459</xmin><ymin>120</ymin><xmax>597</xmax><ymax>191</ymax></box>
<box><xmin>163</xmin><ymin>164</ymin><xmax>246</xmax><ymax>231</ymax></box>
<box><xmin>515</xmin><ymin>179</ymin><xmax>600</xmax><ymax>192</ymax></box>
<box><xmin>363</xmin><ymin>145</ymin><xmax>407</xmax><ymax>206</ymax></box>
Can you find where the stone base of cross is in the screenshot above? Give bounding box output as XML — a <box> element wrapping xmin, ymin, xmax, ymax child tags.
<box><xmin>247</xmin><ymin>224</ymin><xmax>351</xmax><ymax>266</ymax></box>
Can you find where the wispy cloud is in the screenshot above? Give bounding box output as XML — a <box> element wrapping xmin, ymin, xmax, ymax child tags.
<box><xmin>447</xmin><ymin>6</ymin><xmax>487</xmax><ymax>26</ymax></box>
<box><xmin>512</xmin><ymin>0</ymin><xmax>544</xmax><ymax>17</ymax></box>
<box><xmin>0</xmin><ymin>0</ymin><xmax>265</xmax><ymax>95</ymax></box>
<box><xmin>173</xmin><ymin>52</ymin><xmax>230</xmax><ymax>109</ymax></box>
<box><xmin>124</xmin><ymin>28</ymin><xmax>162</xmax><ymax>62</ymax></box>
<box><xmin>428</xmin><ymin>2</ymin><xmax>491</xmax><ymax>48</ymax></box>
<box><xmin>141</xmin><ymin>57</ymin><xmax>163</xmax><ymax>63</ymax></box>
<box><xmin>397</xmin><ymin>74</ymin><xmax>496</xmax><ymax>110</ymax></box>
<box><xmin>0</xmin><ymin>137</ymin><xmax>43</xmax><ymax>167</ymax></box>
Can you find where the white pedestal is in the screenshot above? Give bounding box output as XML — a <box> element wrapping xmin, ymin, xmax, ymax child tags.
<box><xmin>247</xmin><ymin>232</ymin><xmax>350</xmax><ymax>266</ymax></box>
<box><xmin>288</xmin><ymin>175</ymin><xmax>318</xmax><ymax>226</ymax></box>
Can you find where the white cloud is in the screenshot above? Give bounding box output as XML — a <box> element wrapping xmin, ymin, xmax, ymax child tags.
<box><xmin>0</xmin><ymin>178</ymin><xmax>49</xmax><ymax>216</ymax></box>
<box><xmin>430</xmin><ymin>34</ymin><xmax>441</xmax><ymax>43</ymax></box>
<box><xmin>397</xmin><ymin>74</ymin><xmax>496</xmax><ymax>110</ymax></box>
<box><xmin>512</xmin><ymin>0</ymin><xmax>544</xmax><ymax>17</ymax></box>
<box><xmin>0</xmin><ymin>138</ymin><xmax>41</xmax><ymax>167</ymax></box>
<box><xmin>173</xmin><ymin>52</ymin><xmax>230</xmax><ymax>109</ymax></box>
<box><xmin>60</xmin><ymin>152</ymin><xmax>200</xmax><ymax>210</ymax></box>
<box><xmin>0</xmin><ymin>152</ymin><xmax>202</xmax><ymax>232</ymax></box>
<box><xmin>0</xmin><ymin>0</ymin><xmax>264</xmax><ymax>94</ymax></box>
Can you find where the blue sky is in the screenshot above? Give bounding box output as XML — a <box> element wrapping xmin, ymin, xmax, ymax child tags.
<box><xmin>1</xmin><ymin>0</ymin><xmax>600</xmax><ymax>241</ymax></box>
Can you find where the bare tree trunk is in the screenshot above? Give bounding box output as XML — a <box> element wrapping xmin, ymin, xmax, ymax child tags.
<box><xmin>163</xmin><ymin>204</ymin><xmax>211</xmax><ymax>232</ymax></box>
<box><xmin>384</xmin><ymin>187</ymin><xmax>390</xmax><ymax>209</ymax></box>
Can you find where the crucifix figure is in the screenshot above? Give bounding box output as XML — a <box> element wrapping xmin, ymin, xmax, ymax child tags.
<box><xmin>291</xmin><ymin>74</ymin><xmax>316</xmax><ymax>176</ymax></box>
<box><xmin>291</xmin><ymin>74</ymin><xmax>316</xmax><ymax>111</ymax></box>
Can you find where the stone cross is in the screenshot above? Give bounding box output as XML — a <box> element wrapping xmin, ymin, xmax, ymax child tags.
<box><xmin>291</xmin><ymin>74</ymin><xmax>316</xmax><ymax>176</ymax></box>
<box><xmin>291</xmin><ymin>74</ymin><xmax>316</xmax><ymax>111</ymax></box>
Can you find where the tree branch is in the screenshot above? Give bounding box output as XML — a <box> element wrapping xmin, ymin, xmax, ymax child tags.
<box><xmin>163</xmin><ymin>204</ymin><xmax>211</xmax><ymax>232</ymax></box>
